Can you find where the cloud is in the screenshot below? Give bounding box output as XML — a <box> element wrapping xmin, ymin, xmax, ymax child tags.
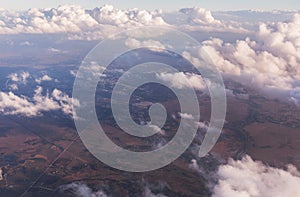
<box><xmin>143</xmin><ymin>181</ymin><xmax>169</xmax><ymax>197</ymax></box>
<box><xmin>59</xmin><ymin>183</ymin><xmax>108</xmax><ymax>197</ymax></box>
<box><xmin>144</xmin><ymin>186</ymin><xmax>168</xmax><ymax>197</ymax></box>
<box><xmin>196</xmin><ymin>121</ymin><xmax>209</xmax><ymax>130</ymax></box>
<box><xmin>70</xmin><ymin>70</ymin><xmax>77</xmax><ymax>77</ymax></box>
<box><xmin>59</xmin><ymin>181</ymin><xmax>168</xmax><ymax>197</ymax></box>
<box><xmin>0</xmin><ymin>5</ymin><xmax>253</xmax><ymax>40</ymax></box>
<box><xmin>90</xmin><ymin>5</ymin><xmax>166</xmax><ymax>27</ymax></box>
<box><xmin>180</xmin><ymin>7</ymin><xmax>220</xmax><ymax>25</ymax></box>
<box><xmin>156</xmin><ymin>72</ymin><xmax>206</xmax><ymax>90</ymax></box>
<box><xmin>48</xmin><ymin>47</ymin><xmax>68</xmax><ymax>53</ymax></box>
<box><xmin>8</xmin><ymin>84</ymin><xmax>18</xmax><ymax>90</ymax></box>
<box><xmin>148</xmin><ymin>124</ymin><xmax>165</xmax><ymax>135</ymax></box>
<box><xmin>7</xmin><ymin>71</ymin><xmax>30</xmax><ymax>84</ymax></box>
<box><xmin>0</xmin><ymin>5</ymin><xmax>297</xmax><ymax>41</ymax></box>
<box><xmin>0</xmin><ymin>86</ymin><xmax>79</xmax><ymax>117</ymax></box>
<box><xmin>125</xmin><ymin>38</ymin><xmax>168</xmax><ymax>52</ymax></box>
<box><xmin>0</xmin><ymin>5</ymin><xmax>99</xmax><ymax>34</ymax></box>
<box><xmin>20</xmin><ymin>41</ymin><xmax>33</xmax><ymax>46</ymax></box>
<box><xmin>52</xmin><ymin>88</ymin><xmax>78</xmax><ymax>115</ymax></box>
<box><xmin>171</xmin><ymin>7</ymin><xmax>250</xmax><ymax>33</ymax></box>
<box><xmin>180</xmin><ymin>13</ymin><xmax>300</xmax><ymax>104</ymax></box>
<box><xmin>189</xmin><ymin>159</ymin><xmax>203</xmax><ymax>173</ymax></box>
<box><xmin>213</xmin><ymin>155</ymin><xmax>300</xmax><ymax>197</ymax></box>
<box><xmin>35</xmin><ymin>74</ymin><xmax>53</xmax><ymax>84</ymax></box>
<box><xmin>179</xmin><ymin>112</ymin><xmax>194</xmax><ymax>120</ymax></box>
<box><xmin>6</xmin><ymin>71</ymin><xmax>31</xmax><ymax>90</ymax></box>
<box><xmin>0</xmin><ymin>5</ymin><xmax>167</xmax><ymax>40</ymax></box>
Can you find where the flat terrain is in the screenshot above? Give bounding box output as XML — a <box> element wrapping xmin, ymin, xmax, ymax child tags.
<box><xmin>0</xmin><ymin>80</ymin><xmax>299</xmax><ymax>196</ymax></box>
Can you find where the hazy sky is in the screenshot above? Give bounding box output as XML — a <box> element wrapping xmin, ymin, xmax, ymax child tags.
<box><xmin>0</xmin><ymin>0</ymin><xmax>299</xmax><ymax>11</ymax></box>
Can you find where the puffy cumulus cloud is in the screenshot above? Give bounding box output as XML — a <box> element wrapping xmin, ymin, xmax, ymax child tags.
<box><xmin>89</xmin><ymin>5</ymin><xmax>166</xmax><ymax>27</ymax></box>
<box><xmin>7</xmin><ymin>71</ymin><xmax>30</xmax><ymax>84</ymax></box>
<box><xmin>182</xmin><ymin>14</ymin><xmax>300</xmax><ymax>104</ymax></box>
<box><xmin>258</xmin><ymin>14</ymin><xmax>300</xmax><ymax>65</ymax></box>
<box><xmin>213</xmin><ymin>155</ymin><xmax>300</xmax><ymax>197</ymax></box>
<box><xmin>0</xmin><ymin>86</ymin><xmax>79</xmax><ymax>117</ymax></box>
<box><xmin>0</xmin><ymin>5</ymin><xmax>251</xmax><ymax>40</ymax></box>
<box><xmin>180</xmin><ymin>7</ymin><xmax>220</xmax><ymax>25</ymax></box>
<box><xmin>201</xmin><ymin>38</ymin><xmax>293</xmax><ymax>88</ymax></box>
<box><xmin>156</xmin><ymin>72</ymin><xmax>206</xmax><ymax>90</ymax></box>
<box><xmin>174</xmin><ymin>7</ymin><xmax>248</xmax><ymax>33</ymax></box>
<box><xmin>6</xmin><ymin>71</ymin><xmax>31</xmax><ymax>90</ymax></box>
<box><xmin>0</xmin><ymin>5</ymin><xmax>167</xmax><ymax>40</ymax></box>
<box><xmin>59</xmin><ymin>183</ymin><xmax>107</xmax><ymax>197</ymax></box>
<box><xmin>35</xmin><ymin>74</ymin><xmax>53</xmax><ymax>84</ymax></box>
<box><xmin>52</xmin><ymin>89</ymin><xmax>79</xmax><ymax>115</ymax></box>
<box><xmin>0</xmin><ymin>5</ymin><xmax>98</xmax><ymax>34</ymax></box>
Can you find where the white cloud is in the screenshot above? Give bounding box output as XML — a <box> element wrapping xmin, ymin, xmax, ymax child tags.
<box><xmin>6</xmin><ymin>71</ymin><xmax>31</xmax><ymax>91</ymax></box>
<box><xmin>0</xmin><ymin>86</ymin><xmax>79</xmax><ymax>117</ymax></box>
<box><xmin>189</xmin><ymin>159</ymin><xmax>203</xmax><ymax>173</ymax></box>
<box><xmin>173</xmin><ymin>7</ymin><xmax>249</xmax><ymax>33</ymax></box>
<box><xmin>7</xmin><ymin>71</ymin><xmax>30</xmax><ymax>84</ymax></box>
<box><xmin>180</xmin><ymin>13</ymin><xmax>300</xmax><ymax>104</ymax></box>
<box><xmin>35</xmin><ymin>74</ymin><xmax>53</xmax><ymax>84</ymax></box>
<box><xmin>156</xmin><ymin>72</ymin><xmax>206</xmax><ymax>90</ymax></box>
<box><xmin>52</xmin><ymin>88</ymin><xmax>79</xmax><ymax>115</ymax></box>
<box><xmin>213</xmin><ymin>155</ymin><xmax>300</xmax><ymax>197</ymax></box>
<box><xmin>90</xmin><ymin>5</ymin><xmax>166</xmax><ymax>27</ymax></box>
<box><xmin>59</xmin><ymin>182</ymin><xmax>168</xmax><ymax>197</ymax></box>
<box><xmin>8</xmin><ymin>83</ymin><xmax>18</xmax><ymax>90</ymax></box>
<box><xmin>48</xmin><ymin>47</ymin><xmax>66</xmax><ymax>53</ymax></box>
<box><xmin>144</xmin><ymin>181</ymin><xmax>169</xmax><ymax>197</ymax></box>
<box><xmin>196</xmin><ymin>121</ymin><xmax>209</xmax><ymax>130</ymax></box>
<box><xmin>70</xmin><ymin>70</ymin><xmax>77</xmax><ymax>77</ymax></box>
<box><xmin>144</xmin><ymin>186</ymin><xmax>168</xmax><ymax>197</ymax></box>
<box><xmin>0</xmin><ymin>5</ymin><xmax>253</xmax><ymax>40</ymax></box>
<box><xmin>0</xmin><ymin>5</ymin><xmax>167</xmax><ymax>40</ymax></box>
<box><xmin>20</xmin><ymin>41</ymin><xmax>33</xmax><ymax>46</ymax></box>
<box><xmin>180</xmin><ymin>7</ymin><xmax>220</xmax><ymax>25</ymax></box>
<box><xmin>179</xmin><ymin>112</ymin><xmax>194</xmax><ymax>120</ymax></box>
<box><xmin>59</xmin><ymin>183</ymin><xmax>108</xmax><ymax>197</ymax></box>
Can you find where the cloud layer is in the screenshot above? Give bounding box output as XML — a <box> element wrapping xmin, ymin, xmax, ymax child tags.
<box><xmin>179</xmin><ymin>14</ymin><xmax>300</xmax><ymax>104</ymax></box>
<box><xmin>0</xmin><ymin>5</ymin><xmax>259</xmax><ymax>40</ymax></box>
<box><xmin>0</xmin><ymin>5</ymin><xmax>167</xmax><ymax>40</ymax></box>
<box><xmin>213</xmin><ymin>155</ymin><xmax>300</xmax><ymax>197</ymax></box>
